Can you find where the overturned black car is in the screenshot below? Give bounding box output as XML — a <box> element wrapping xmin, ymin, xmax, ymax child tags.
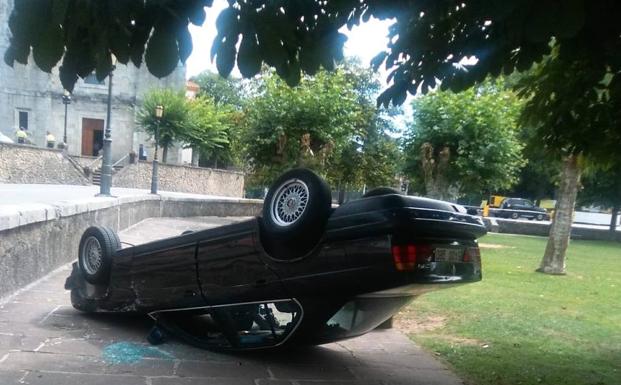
<box><xmin>66</xmin><ymin>168</ymin><xmax>486</xmax><ymax>351</ymax></box>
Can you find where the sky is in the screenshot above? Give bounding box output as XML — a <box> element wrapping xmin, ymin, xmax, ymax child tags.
<box><xmin>186</xmin><ymin>0</ymin><xmax>393</xmax><ymax>82</ymax></box>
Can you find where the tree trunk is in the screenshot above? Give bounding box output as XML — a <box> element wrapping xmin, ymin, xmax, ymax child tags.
<box><xmin>191</xmin><ymin>147</ymin><xmax>200</xmax><ymax>167</ymax></box>
<box><xmin>537</xmin><ymin>155</ymin><xmax>581</xmax><ymax>275</ymax></box>
<box><xmin>421</xmin><ymin>143</ymin><xmax>451</xmax><ymax>200</ymax></box>
<box><xmin>162</xmin><ymin>146</ymin><xmax>168</xmax><ymax>164</ymax></box>
<box><xmin>610</xmin><ymin>205</ymin><xmax>619</xmax><ymax>232</ymax></box>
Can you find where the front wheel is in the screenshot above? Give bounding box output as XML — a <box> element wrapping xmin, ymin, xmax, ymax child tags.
<box><xmin>262</xmin><ymin>168</ymin><xmax>331</xmax><ymax>259</ymax></box>
<box><xmin>536</xmin><ymin>214</ymin><xmax>544</xmax><ymax>221</ymax></box>
<box><xmin>510</xmin><ymin>212</ymin><xmax>519</xmax><ymax>220</ymax></box>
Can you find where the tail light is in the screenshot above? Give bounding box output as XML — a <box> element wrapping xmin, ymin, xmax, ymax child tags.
<box><xmin>463</xmin><ymin>246</ymin><xmax>481</xmax><ymax>263</ymax></box>
<box><xmin>391</xmin><ymin>244</ymin><xmax>433</xmax><ymax>271</ymax></box>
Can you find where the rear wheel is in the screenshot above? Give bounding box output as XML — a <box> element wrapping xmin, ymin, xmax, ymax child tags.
<box><xmin>262</xmin><ymin>168</ymin><xmax>331</xmax><ymax>259</ymax></box>
<box><xmin>510</xmin><ymin>212</ymin><xmax>519</xmax><ymax>220</ymax></box>
<box><xmin>78</xmin><ymin>226</ymin><xmax>120</xmax><ymax>284</ymax></box>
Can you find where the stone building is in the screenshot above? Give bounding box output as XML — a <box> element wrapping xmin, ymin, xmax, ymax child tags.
<box><xmin>0</xmin><ymin>0</ymin><xmax>186</xmax><ymax>163</ymax></box>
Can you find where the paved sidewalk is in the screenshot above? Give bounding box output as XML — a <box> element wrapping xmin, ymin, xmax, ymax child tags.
<box><xmin>0</xmin><ymin>217</ymin><xmax>465</xmax><ymax>385</ymax></box>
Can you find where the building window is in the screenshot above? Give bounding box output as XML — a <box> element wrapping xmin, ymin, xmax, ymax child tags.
<box><xmin>18</xmin><ymin>110</ymin><xmax>28</xmax><ymax>130</ymax></box>
<box><xmin>84</xmin><ymin>73</ymin><xmax>105</xmax><ymax>85</ymax></box>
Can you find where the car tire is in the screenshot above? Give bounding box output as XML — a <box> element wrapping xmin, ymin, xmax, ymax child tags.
<box><xmin>510</xmin><ymin>212</ymin><xmax>519</xmax><ymax>220</ymax></box>
<box><xmin>262</xmin><ymin>168</ymin><xmax>331</xmax><ymax>259</ymax></box>
<box><xmin>78</xmin><ymin>226</ymin><xmax>120</xmax><ymax>284</ymax></box>
<box><xmin>536</xmin><ymin>214</ymin><xmax>544</xmax><ymax>221</ymax></box>
<box><xmin>362</xmin><ymin>187</ymin><xmax>401</xmax><ymax>198</ymax></box>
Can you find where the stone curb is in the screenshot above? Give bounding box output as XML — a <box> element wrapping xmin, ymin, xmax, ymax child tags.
<box><xmin>0</xmin><ymin>192</ymin><xmax>263</xmax><ymax>232</ymax></box>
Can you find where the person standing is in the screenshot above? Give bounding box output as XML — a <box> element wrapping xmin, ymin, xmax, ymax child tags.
<box><xmin>139</xmin><ymin>144</ymin><xmax>148</xmax><ymax>161</ymax></box>
<box><xmin>46</xmin><ymin>131</ymin><xmax>56</xmax><ymax>148</ymax></box>
<box><xmin>15</xmin><ymin>127</ymin><xmax>28</xmax><ymax>144</ymax></box>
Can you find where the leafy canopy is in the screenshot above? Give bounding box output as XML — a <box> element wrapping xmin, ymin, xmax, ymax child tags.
<box><xmin>404</xmin><ymin>80</ymin><xmax>524</xmax><ymax>200</ymax></box>
<box><xmin>6</xmin><ymin>0</ymin><xmax>620</xmax><ymax>108</ymax></box>
<box><xmin>137</xmin><ymin>88</ymin><xmax>190</xmax><ymax>152</ymax></box>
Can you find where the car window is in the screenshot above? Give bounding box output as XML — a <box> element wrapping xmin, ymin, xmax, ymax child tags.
<box><xmin>154</xmin><ymin>299</ymin><xmax>302</xmax><ymax>349</ymax></box>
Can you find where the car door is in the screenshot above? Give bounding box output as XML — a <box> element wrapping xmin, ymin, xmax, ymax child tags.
<box><xmin>196</xmin><ymin>220</ymin><xmax>286</xmax><ymax>305</ymax></box>
<box><xmin>130</xmin><ymin>237</ymin><xmax>204</xmax><ymax>310</ymax></box>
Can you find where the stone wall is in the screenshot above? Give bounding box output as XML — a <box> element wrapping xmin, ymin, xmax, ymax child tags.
<box><xmin>482</xmin><ymin>217</ymin><xmax>621</xmax><ymax>242</ymax></box>
<box><xmin>0</xmin><ymin>142</ymin><xmax>89</xmax><ymax>185</ymax></box>
<box><xmin>113</xmin><ymin>161</ymin><xmax>245</xmax><ymax>197</ymax></box>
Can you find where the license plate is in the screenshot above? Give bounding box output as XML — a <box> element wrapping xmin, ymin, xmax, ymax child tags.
<box><xmin>434</xmin><ymin>247</ymin><xmax>463</xmax><ymax>262</ymax></box>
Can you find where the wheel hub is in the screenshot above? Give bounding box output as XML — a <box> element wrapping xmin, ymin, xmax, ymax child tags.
<box><xmin>271</xmin><ymin>179</ymin><xmax>309</xmax><ymax>226</ymax></box>
<box><xmin>82</xmin><ymin>236</ymin><xmax>102</xmax><ymax>275</ymax></box>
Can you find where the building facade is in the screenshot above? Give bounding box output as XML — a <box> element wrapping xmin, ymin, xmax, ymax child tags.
<box><xmin>0</xmin><ymin>0</ymin><xmax>186</xmax><ymax>163</ymax></box>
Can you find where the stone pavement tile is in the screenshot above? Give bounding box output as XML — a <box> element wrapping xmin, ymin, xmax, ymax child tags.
<box><xmin>10</xmin><ymin>371</ymin><xmax>147</xmax><ymax>385</ymax></box>
<box><xmin>34</xmin><ymin>337</ymin><xmax>109</xmax><ymax>357</ymax></box>
<box><xmin>175</xmin><ymin>359</ymin><xmax>269</xmax><ymax>378</ymax></box>
<box><xmin>0</xmin><ymin>369</ymin><xmax>29</xmax><ymax>385</ymax></box>
<box><xmin>8</xmin><ymin>289</ymin><xmax>68</xmax><ymax>306</ymax></box>
<box><xmin>0</xmin><ymin>302</ymin><xmax>58</xmax><ymax>324</ymax></box>
<box><xmin>251</xmin><ymin>346</ymin><xmax>360</xmax><ymax>367</ymax></box>
<box><xmin>254</xmin><ymin>380</ymin><xmax>294</xmax><ymax>385</ymax></box>
<box><xmin>0</xmin><ymin>333</ymin><xmax>46</xmax><ymax>351</ymax></box>
<box><xmin>0</xmin><ymin>351</ymin><xmax>175</xmax><ymax>377</ymax></box>
<box><xmin>151</xmin><ymin>376</ymin><xmax>256</xmax><ymax>385</ymax></box>
<box><xmin>350</xmin><ymin>367</ymin><xmax>464</xmax><ymax>385</ymax></box>
<box><xmin>266</xmin><ymin>362</ymin><xmax>355</xmax><ymax>381</ymax></box>
<box><xmin>351</xmin><ymin>351</ymin><xmax>448</xmax><ymax>370</ymax></box>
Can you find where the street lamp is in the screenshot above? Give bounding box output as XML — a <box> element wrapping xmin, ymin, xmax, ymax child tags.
<box><xmin>150</xmin><ymin>105</ymin><xmax>164</xmax><ymax>194</ymax></box>
<box><xmin>99</xmin><ymin>54</ymin><xmax>117</xmax><ymax>197</ymax></box>
<box><xmin>61</xmin><ymin>90</ymin><xmax>71</xmax><ymax>149</ymax></box>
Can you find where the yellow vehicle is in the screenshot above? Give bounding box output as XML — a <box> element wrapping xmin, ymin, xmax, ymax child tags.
<box><xmin>489</xmin><ymin>195</ymin><xmax>506</xmax><ymax>208</ymax></box>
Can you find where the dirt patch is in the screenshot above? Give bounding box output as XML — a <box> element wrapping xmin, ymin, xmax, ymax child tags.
<box><xmin>394</xmin><ymin>312</ymin><xmax>483</xmax><ymax>347</ymax></box>
<box><xmin>394</xmin><ymin>312</ymin><xmax>446</xmax><ymax>334</ymax></box>
<box><xmin>479</xmin><ymin>243</ymin><xmax>514</xmax><ymax>249</ymax></box>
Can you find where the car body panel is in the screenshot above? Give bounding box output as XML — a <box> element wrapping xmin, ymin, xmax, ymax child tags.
<box><xmin>66</xmin><ymin>193</ymin><xmax>486</xmax><ymax>350</ymax></box>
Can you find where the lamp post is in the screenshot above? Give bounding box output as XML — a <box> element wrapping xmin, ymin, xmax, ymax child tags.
<box><xmin>150</xmin><ymin>105</ymin><xmax>164</xmax><ymax>194</ymax></box>
<box><xmin>99</xmin><ymin>55</ymin><xmax>117</xmax><ymax>197</ymax></box>
<box><xmin>61</xmin><ymin>90</ymin><xmax>71</xmax><ymax>149</ymax></box>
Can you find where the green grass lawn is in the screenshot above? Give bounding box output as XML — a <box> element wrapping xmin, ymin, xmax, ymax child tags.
<box><xmin>395</xmin><ymin>233</ymin><xmax>621</xmax><ymax>385</ymax></box>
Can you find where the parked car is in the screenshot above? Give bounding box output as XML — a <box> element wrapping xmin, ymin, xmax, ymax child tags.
<box><xmin>65</xmin><ymin>168</ymin><xmax>486</xmax><ymax>351</ymax></box>
<box><xmin>495</xmin><ymin>198</ymin><xmax>550</xmax><ymax>221</ymax></box>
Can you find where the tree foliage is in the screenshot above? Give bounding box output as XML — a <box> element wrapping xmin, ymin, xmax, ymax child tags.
<box><xmin>137</xmin><ymin>88</ymin><xmax>189</xmax><ymax>163</ymax></box>
<box><xmin>137</xmin><ymin>88</ymin><xmax>233</xmax><ymax>165</ymax></box>
<box><xmin>4</xmin><ymin>0</ymin><xmax>213</xmax><ymax>91</ymax></box>
<box><xmin>6</xmin><ymin>1</ymin><xmax>620</xmax><ymax>112</ymax></box>
<box><xmin>184</xmin><ymin>96</ymin><xmax>231</xmax><ymax>156</ymax></box>
<box><xmin>404</xmin><ymin>80</ymin><xmax>524</xmax><ymax>201</ymax></box>
<box><xmin>190</xmin><ymin>70</ymin><xmax>244</xmax><ymax>108</ymax></box>
<box><xmin>242</xmin><ymin>68</ymin><xmax>361</xmax><ymax>186</ymax></box>
<box><xmin>242</xmin><ymin>63</ymin><xmax>401</xmax><ymax>189</ymax></box>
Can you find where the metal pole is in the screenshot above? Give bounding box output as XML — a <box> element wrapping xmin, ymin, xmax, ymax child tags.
<box><xmin>150</xmin><ymin>120</ymin><xmax>160</xmax><ymax>194</ymax></box>
<box><xmin>99</xmin><ymin>70</ymin><xmax>114</xmax><ymax>196</ymax></box>
<box><xmin>63</xmin><ymin>102</ymin><xmax>68</xmax><ymax>145</ymax></box>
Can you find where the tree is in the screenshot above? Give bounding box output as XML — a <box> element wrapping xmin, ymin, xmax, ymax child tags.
<box><xmin>137</xmin><ymin>89</ymin><xmax>189</xmax><ymax>163</ymax></box>
<box><xmin>241</xmin><ymin>68</ymin><xmax>363</xmax><ymax>187</ymax></box>
<box><xmin>190</xmin><ymin>71</ymin><xmax>243</xmax><ymax>108</ymax></box>
<box><xmin>404</xmin><ymin>81</ymin><xmax>524</xmax><ymax>201</ymax></box>
<box><xmin>515</xmin><ymin>49</ymin><xmax>620</xmax><ymax>274</ymax></box>
<box><xmin>183</xmin><ymin>96</ymin><xmax>231</xmax><ymax>166</ymax></box>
